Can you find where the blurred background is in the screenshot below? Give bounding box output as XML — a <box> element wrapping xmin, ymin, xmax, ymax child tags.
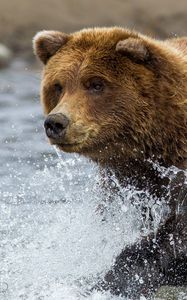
<box><xmin>0</xmin><ymin>0</ymin><xmax>187</xmax><ymax>65</ymax></box>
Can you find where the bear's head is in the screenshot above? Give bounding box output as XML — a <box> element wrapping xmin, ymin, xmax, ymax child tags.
<box><xmin>33</xmin><ymin>28</ymin><xmax>187</xmax><ymax>167</ymax></box>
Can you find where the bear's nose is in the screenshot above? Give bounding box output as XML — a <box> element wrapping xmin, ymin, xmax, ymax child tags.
<box><xmin>44</xmin><ymin>113</ymin><xmax>69</xmax><ymax>140</ymax></box>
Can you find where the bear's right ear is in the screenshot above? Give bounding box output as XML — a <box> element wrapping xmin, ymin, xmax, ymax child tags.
<box><xmin>33</xmin><ymin>30</ymin><xmax>69</xmax><ymax>64</ymax></box>
<box><xmin>116</xmin><ymin>38</ymin><xmax>149</xmax><ymax>62</ymax></box>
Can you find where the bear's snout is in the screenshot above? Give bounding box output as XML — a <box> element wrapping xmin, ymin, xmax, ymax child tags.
<box><xmin>44</xmin><ymin>113</ymin><xmax>69</xmax><ymax>141</ymax></box>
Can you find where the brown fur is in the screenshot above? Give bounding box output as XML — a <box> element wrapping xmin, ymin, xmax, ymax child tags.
<box><xmin>33</xmin><ymin>27</ymin><xmax>187</xmax><ymax>298</ymax></box>
<box><xmin>33</xmin><ymin>27</ymin><xmax>187</xmax><ymax>169</ymax></box>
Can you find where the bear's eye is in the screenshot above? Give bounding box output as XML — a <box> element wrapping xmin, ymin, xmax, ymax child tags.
<box><xmin>92</xmin><ymin>82</ymin><xmax>103</xmax><ymax>92</ymax></box>
<box><xmin>86</xmin><ymin>78</ymin><xmax>104</xmax><ymax>93</ymax></box>
<box><xmin>54</xmin><ymin>83</ymin><xmax>63</xmax><ymax>94</ymax></box>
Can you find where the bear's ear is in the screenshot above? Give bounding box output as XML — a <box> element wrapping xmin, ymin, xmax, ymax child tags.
<box><xmin>33</xmin><ymin>30</ymin><xmax>69</xmax><ymax>64</ymax></box>
<box><xmin>116</xmin><ymin>38</ymin><xmax>149</xmax><ymax>62</ymax></box>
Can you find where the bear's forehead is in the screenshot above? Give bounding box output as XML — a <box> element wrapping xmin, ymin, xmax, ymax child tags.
<box><xmin>45</xmin><ymin>50</ymin><xmax>123</xmax><ymax>83</ymax></box>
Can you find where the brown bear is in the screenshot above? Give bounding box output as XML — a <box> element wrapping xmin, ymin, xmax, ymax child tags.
<box><xmin>33</xmin><ymin>27</ymin><xmax>187</xmax><ymax>298</ymax></box>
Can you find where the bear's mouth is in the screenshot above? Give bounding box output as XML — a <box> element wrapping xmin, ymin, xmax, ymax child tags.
<box><xmin>52</xmin><ymin>141</ymin><xmax>82</xmax><ymax>152</ymax></box>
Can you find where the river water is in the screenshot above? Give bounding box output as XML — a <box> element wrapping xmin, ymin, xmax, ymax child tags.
<box><xmin>0</xmin><ymin>60</ymin><xmax>186</xmax><ymax>300</ymax></box>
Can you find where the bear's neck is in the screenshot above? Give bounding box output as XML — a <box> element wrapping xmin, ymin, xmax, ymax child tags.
<box><xmin>92</xmin><ymin>97</ymin><xmax>187</xmax><ymax>185</ymax></box>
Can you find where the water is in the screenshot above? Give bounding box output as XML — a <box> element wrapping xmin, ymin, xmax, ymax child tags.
<box><xmin>0</xmin><ymin>61</ymin><xmax>186</xmax><ymax>300</ymax></box>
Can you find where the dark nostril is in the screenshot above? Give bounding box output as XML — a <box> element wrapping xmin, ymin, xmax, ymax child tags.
<box><xmin>44</xmin><ymin>113</ymin><xmax>69</xmax><ymax>139</ymax></box>
<box><xmin>55</xmin><ymin>122</ymin><xmax>65</xmax><ymax>131</ymax></box>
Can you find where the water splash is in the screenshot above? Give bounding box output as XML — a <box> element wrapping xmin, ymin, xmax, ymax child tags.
<box><xmin>0</xmin><ymin>150</ymin><xmax>142</xmax><ymax>300</ymax></box>
<box><xmin>1</xmin><ymin>151</ymin><xmax>184</xmax><ymax>299</ymax></box>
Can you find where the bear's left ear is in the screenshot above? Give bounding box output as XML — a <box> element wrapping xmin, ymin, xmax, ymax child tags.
<box><xmin>116</xmin><ymin>38</ymin><xmax>149</xmax><ymax>62</ymax></box>
<box><xmin>33</xmin><ymin>30</ymin><xmax>69</xmax><ymax>64</ymax></box>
